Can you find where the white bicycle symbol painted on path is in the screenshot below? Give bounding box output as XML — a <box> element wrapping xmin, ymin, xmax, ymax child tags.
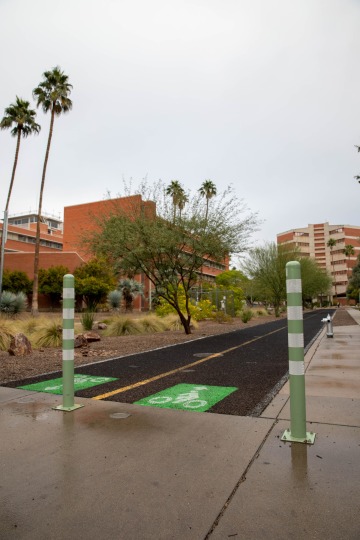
<box><xmin>148</xmin><ymin>386</ymin><xmax>209</xmax><ymax>409</ymax></box>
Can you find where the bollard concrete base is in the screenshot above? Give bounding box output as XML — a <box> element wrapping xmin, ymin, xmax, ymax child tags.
<box><xmin>53</xmin><ymin>404</ymin><xmax>84</xmax><ymax>412</ymax></box>
<box><xmin>281</xmin><ymin>429</ymin><xmax>316</xmax><ymax>444</ymax></box>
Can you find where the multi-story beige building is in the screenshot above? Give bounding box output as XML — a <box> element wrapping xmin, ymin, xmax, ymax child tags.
<box><xmin>277</xmin><ymin>223</ymin><xmax>360</xmax><ymax>302</ymax></box>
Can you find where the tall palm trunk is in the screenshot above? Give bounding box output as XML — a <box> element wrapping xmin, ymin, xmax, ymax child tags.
<box><xmin>0</xmin><ymin>129</ymin><xmax>22</xmax><ymax>298</ymax></box>
<box><xmin>31</xmin><ymin>109</ymin><xmax>55</xmax><ymax>316</ymax></box>
<box><xmin>205</xmin><ymin>197</ymin><xmax>209</xmax><ymax>221</ymax></box>
<box><xmin>5</xmin><ymin>129</ymin><xmax>22</xmax><ymax>212</ymax></box>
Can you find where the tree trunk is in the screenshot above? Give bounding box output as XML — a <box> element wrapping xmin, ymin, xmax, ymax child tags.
<box><xmin>0</xmin><ymin>130</ymin><xmax>22</xmax><ymax>298</ymax></box>
<box><xmin>178</xmin><ymin>310</ymin><xmax>192</xmax><ymax>334</ymax></box>
<box><xmin>31</xmin><ymin>109</ymin><xmax>55</xmax><ymax>316</ymax></box>
<box><xmin>5</xmin><ymin>129</ymin><xmax>22</xmax><ymax>212</ymax></box>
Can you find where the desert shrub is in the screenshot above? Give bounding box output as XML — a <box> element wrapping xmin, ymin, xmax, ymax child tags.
<box><xmin>15</xmin><ymin>316</ymin><xmax>49</xmax><ymax>336</ymax></box>
<box><xmin>156</xmin><ymin>295</ymin><xmax>216</xmax><ymax>321</ymax></box>
<box><xmin>0</xmin><ymin>318</ymin><xmax>14</xmax><ymax>350</ymax></box>
<box><xmin>97</xmin><ymin>318</ymin><xmax>112</xmax><ymax>325</ymax></box>
<box><xmin>192</xmin><ymin>299</ymin><xmax>217</xmax><ymax>321</ymax></box>
<box><xmin>104</xmin><ymin>316</ymin><xmax>143</xmax><ymax>336</ymax></box>
<box><xmin>139</xmin><ymin>314</ymin><xmax>167</xmax><ymax>333</ymax></box>
<box><xmin>161</xmin><ymin>314</ymin><xmax>183</xmax><ymax>330</ymax></box>
<box><xmin>240</xmin><ymin>309</ymin><xmax>253</xmax><ymax>323</ymax></box>
<box><xmin>214</xmin><ymin>311</ymin><xmax>232</xmax><ymax>323</ymax></box>
<box><xmin>160</xmin><ymin>314</ymin><xmax>199</xmax><ymax>331</ymax></box>
<box><xmin>256</xmin><ymin>309</ymin><xmax>267</xmax><ymax>316</ymax></box>
<box><xmin>17</xmin><ymin>318</ymin><xmax>39</xmax><ymax>334</ymax></box>
<box><xmin>0</xmin><ymin>291</ymin><xmax>28</xmax><ymax>316</ymax></box>
<box><xmin>34</xmin><ymin>320</ymin><xmax>62</xmax><ymax>348</ymax></box>
<box><xmin>81</xmin><ymin>310</ymin><xmax>95</xmax><ymax>331</ymax></box>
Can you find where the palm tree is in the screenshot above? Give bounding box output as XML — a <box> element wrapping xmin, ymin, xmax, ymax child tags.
<box><xmin>31</xmin><ymin>66</ymin><xmax>73</xmax><ymax>315</ymax></box>
<box><xmin>327</xmin><ymin>237</ymin><xmax>337</xmax><ymax>301</ymax></box>
<box><xmin>166</xmin><ymin>180</ymin><xmax>185</xmax><ymax>223</ymax></box>
<box><xmin>343</xmin><ymin>244</ymin><xmax>355</xmax><ymax>278</ymax></box>
<box><xmin>0</xmin><ymin>97</ymin><xmax>40</xmax><ymax>297</ymax></box>
<box><xmin>177</xmin><ymin>191</ymin><xmax>188</xmax><ymax>219</ymax></box>
<box><xmin>198</xmin><ymin>179</ymin><xmax>217</xmax><ymax>220</ymax></box>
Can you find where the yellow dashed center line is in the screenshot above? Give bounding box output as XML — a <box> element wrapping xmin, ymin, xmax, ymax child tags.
<box><xmin>93</xmin><ymin>326</ymin><xmax>286</xmax><ymax>400</ymax></box>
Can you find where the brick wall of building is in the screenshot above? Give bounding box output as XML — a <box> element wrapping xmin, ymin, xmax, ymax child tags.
<box><xmin>63</xmin><ymin>195</ymin><xmax>156</xmax><ymax>259</ymax></box>
<box><xmin>4</xmin><ymin>252</ymin><xmax>85</xmax><ymax>279</ymax></box>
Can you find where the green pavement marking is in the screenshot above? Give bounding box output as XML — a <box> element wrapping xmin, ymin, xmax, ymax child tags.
<box><xmin>135</xmin><ymin>384</ymin><xmax>237</xmax><ymax>412</ymax></box>
<box><xmin>18</xmin><ymin>374</ymin><xmax>118</xmax><ymax>395</ymax></box>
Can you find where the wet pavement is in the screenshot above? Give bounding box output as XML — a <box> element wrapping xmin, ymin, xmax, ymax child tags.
<box><xmin>0</xmin><ymin>308</ymin><xmax>359</xmax><ymax>539</ymax></box>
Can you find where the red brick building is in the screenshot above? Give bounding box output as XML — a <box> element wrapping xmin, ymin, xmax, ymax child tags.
<box><xmin>2</xmin><ymin>196</ymin><xmax>229</xmax><ymax>310</ymax></box>
<box><xmin>63</xmin><ymin>196</ymin><xmax>228</xmax><ymax>309</ymax></box>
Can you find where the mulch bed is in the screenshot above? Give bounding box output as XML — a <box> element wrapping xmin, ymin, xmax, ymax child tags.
<box><xmin>332</xmin><ymin>308</ymin><xmax>358</xmax><ymax>326</ymax></box>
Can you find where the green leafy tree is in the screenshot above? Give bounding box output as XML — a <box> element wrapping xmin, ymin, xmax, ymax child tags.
<box><xmin>299</xmin><ymin>258</ymin><xmax>332</xmax><ymax>306</ymax></box>
<box><xmin>86</xmin><ymin>182</ymin><xmax>258</xmax><ymax>334</ymax></box>
<box><xmin>347</xmin><ymin>254</ymin><xmax>360</xmax><ymax>302</ymax></box>
<box><xmin>243</xmin><ymin>243</ymin><xmax>332</xmax><ymax>314</ymax></box>
<box><xmin>2</xmin><ymin>270</ymin><xmax>32</xmax><ymax>294</ymax></box>
<box><xmin>199</xmin><ymin>179</ymin><xmax>217</xmax><ymax>221</ymax></box>
<box><xmin>0</xmin><ymin>97</ymin><xmax>40</xmax><ymax>297</ymax></box>
<box><xmin>38</xmin><ymin>265</ymin><xmax>70</xmax><ymax>307</ymax></box>
<box><xmin>215</xmin><ymin>269</ymin><xmax>247</xmax><ymax>312</ymax></box>
<box><xmin>242</xmin><ymin>242</ymin><xmax>302</xmax><ymax>316</ymax></box>
<box><xmin>74</xmin><ymin>258</ymin><xmax>116</xmax><ymax>309</ymax></box>
<box><xmin>31</xmin><ymin>67</ymin><xmax>73</xmax><ymax>315</ymax></box>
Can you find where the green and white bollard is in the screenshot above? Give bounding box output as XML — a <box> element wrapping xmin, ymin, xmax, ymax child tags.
<box><xmin>53</xmin><ymin>274</ymin><xmax>84</xmax><ymax>412</ymax></box>
<box><xmin>281</xmin><ymin>261</ymin><xmax>315</xmax><ymax>444</ymax></box>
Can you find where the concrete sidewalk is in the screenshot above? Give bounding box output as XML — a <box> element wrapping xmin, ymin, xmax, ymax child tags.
<box><xmin>1</xmin><ymin>309</ymin><xmax>359</xmax><ymax>539</ymax></box>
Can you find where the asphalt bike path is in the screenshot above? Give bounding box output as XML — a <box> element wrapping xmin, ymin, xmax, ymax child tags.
<box><xmin>10</xmin><ymin>309</ymin><xmax>331</xmax><ymax>416</ymax></box>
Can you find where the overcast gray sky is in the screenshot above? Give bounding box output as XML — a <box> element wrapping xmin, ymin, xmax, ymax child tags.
<box><xmin>1</xmin><ymin>0</ymin><xmax>359</xmax><ymax>248</ymax></box>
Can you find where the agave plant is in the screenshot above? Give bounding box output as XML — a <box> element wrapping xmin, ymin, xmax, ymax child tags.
<box><xmin>107</xmin><ymin>290</ymin><xmax>122</xmax><ymax>310</ymax></box>
<box><xmin>118</xmin><ymin>279</ymin><xmax>144</xmax><ymax>312</ymax></box>
<box><xmin>0</xmin><ymin>291</ymin><xmax>28</xmax><ymax>316</ymax></box>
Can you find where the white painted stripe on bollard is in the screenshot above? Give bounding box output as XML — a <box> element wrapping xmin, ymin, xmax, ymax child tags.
<box><xmin>287</xmin><ymin>306</ymin><xmax>303</xmax><ymax>320</ymax></box>
<box><xmin>63</xmin><ymin>349</ymin><xmax>74</xmax><ymax>361</ymax></box>
<box><xmin>63</xmin><ymin>308</ymin><xmax>74</xmax><ymax>319</ymax></box>
<box><xmin>286</xmin><ymin>279</ymin><xmax>302</xmax><ymax>293</ymax></box>
<box><xmin>63</xmin><ymin>329</ymin><xmax>74</xmax><ymax>340</ymax></box>
<box><xmin>288</xmin><ymin>333</ymin><xmax>304</xmax><ymax>348</ymax></box>
<box><xmin>289</xmin><ymin>360</ymin><xmax>305</xmax><ymax>376</ymax></box>
<box><xmin>63</xmin><ymin>288</ymin><xmax>75</xmax><ymax>299</ymax></box>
